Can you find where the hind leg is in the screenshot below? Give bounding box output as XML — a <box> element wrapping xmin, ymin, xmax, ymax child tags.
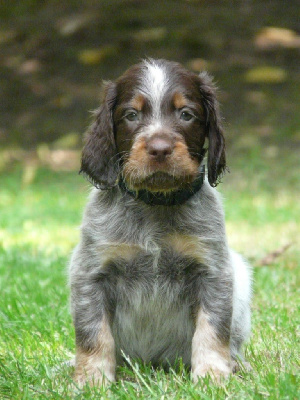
<box><xmin>230</xmin><ymin>250</ymin><xmax>252</xmax><ymax>370</ymax></box>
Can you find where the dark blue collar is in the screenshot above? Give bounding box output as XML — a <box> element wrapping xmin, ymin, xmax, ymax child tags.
<box><xmin>118</xmin><ymin>166</ymin><xmax>205</xmax><ymax>206</ymax></box>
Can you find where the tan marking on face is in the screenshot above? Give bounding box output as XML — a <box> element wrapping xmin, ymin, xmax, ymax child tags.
<box><xmin>163</xmin><ymin>234</ymin><xmax>207</xmax><ymax>264</ymax></box>
<box><xmin>74</xmin><ymin>314</ymin><xmax>116</xmax><ymax>387</ymax></box>
<box><xmin>122</xmin><ymin>137</ymin><xmax>148</xmax><ymax>182</ymax></box>
<box><xmin>131</xmin><ymin>93</ymin><xmax>145</xmax><ymax>111</ymax></box>
<box><xmin>173</xmin><ymin>92</ymin><xmax>187</xmax><ymax>109</ymax></box>
<box><xmin>173</xmin><ymin>141</ymin><xmax>199</xmax><ymax>174</ymax></box>
<box><xmin>191</xmin><ymin>310</ymin><xmax>231</xmax><ymax>384</ymax></box>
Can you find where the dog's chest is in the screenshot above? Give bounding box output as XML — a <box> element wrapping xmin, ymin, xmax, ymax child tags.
<box><xmin>105</xmin><ymin>240</ymin><xmax>200</xmax><ymax>365</ymax></box>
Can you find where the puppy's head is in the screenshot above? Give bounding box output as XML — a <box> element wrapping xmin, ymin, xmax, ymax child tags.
<box><xmin>80</xmin><ymin>59</ymin><xmax>226</xmax><ymax>191</ymax></box>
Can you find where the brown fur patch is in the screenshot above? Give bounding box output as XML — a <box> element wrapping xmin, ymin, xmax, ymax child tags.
<box><xmin>163</xmin><ymin>234</ymin><xmax>207</xmax><ymax>264</ymax></box>
<box><xmin>173</xmin><ymin>92</ymin><xmax>187</xmax><ymax>109</ymax></box>
<box><xmin>99</xmin><ymin>242</ymin><xmax>144</xmax><ymax>266</ymax></box>
<box><xmin>173</xmin><ymin>141</ymin><xmax>199</xmax><ymax>174</ymax></box>
<box><xmin>131</xmin><ymin>93</ymin><xmax>145</xmax><ymax>111</ymax></box>
<box><xmin>191</xmin><ymin>310</ymin><xmax>231</xmax><ymax>383</ymax></box>
<box><xmin>74</xmin><ymin>314</ymin><xmax>116</xmax><ymax>387</ymax></box>
<box><xmin>123</xmin><ymin>137</ymin><xmax>148</xmax><ymax>170</ymax></box>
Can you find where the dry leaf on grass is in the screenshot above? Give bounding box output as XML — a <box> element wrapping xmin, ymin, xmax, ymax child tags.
<box><xmin>257</xmin><ymin>243</ymin><xmax>293</xmax><ymax>266</ymax></box>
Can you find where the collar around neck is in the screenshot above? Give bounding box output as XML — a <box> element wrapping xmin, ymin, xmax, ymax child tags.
<box><xmin>118</xmin><ymin>165</ymin><xmax>205</xmax><ymax>206</ymax></box>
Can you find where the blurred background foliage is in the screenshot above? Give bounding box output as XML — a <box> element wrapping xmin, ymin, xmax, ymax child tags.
<box><xmin>0</xmin><ymin>0</ymin><xmax>299</xmax><ymax>173</ymax></box>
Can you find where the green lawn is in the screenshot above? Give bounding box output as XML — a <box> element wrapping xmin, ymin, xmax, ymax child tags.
<box><xmin>0</xmin><ymin>146</ymin><xmax>299</xmax><ymax>399</ymax></box>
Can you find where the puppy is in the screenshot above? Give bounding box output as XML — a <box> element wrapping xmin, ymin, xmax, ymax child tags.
<box><xmin>69</xmin><ymin>59</ymin><xmax>252</xmax><ymax>386</ymax></box>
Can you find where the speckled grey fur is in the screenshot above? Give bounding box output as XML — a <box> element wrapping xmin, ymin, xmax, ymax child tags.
<box><xmin>69</xmin><ymin>180</ymin><xmax>252</xmax><ymax>368</ymax></box>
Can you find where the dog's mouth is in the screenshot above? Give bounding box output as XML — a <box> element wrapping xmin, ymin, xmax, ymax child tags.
<box><xmin>125</xmin><ymin>171</ymin><xmax>196</xmax><ymax>192</ymax></box>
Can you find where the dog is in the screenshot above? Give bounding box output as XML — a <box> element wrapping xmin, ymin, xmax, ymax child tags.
<box><xmin>69</xmin><ymin>59</ymin><xmax>252</xmax><ymax>386</ymax></box>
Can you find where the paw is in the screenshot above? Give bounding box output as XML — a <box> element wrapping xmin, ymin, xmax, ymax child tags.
<box><xmin>192</xmin><ymin>363</ymin><xmax>231</xmax><ymax>384</ymax></box>
<box><xmin>74</xmin><ymin>368</ymin><xmax>115</xmax><ymax>388</ymax></box>
<box><xmin>232</xmin><ymin>360</ymin><xmax>252</xmax><ymax>374</ymax></box>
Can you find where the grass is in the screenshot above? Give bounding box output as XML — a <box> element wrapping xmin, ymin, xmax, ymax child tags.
<box><xmin>0</xmin><ymin>145</ymin><xmax>299</xmax><ymax>399</ymax></box>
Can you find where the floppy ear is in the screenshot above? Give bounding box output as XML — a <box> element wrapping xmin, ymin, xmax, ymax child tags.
<box><xmin>199</xmin><ymin>72</ymin><xmax>226</xmax><ymax>187</ymax></box>
<box><xmin>80</xmin><ymin>81</ymin><xmax>118</xmax><ymax>189</ymax></box>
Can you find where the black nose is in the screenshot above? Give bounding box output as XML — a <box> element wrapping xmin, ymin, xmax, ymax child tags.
<box><xmin>147</xmin><ymin>138</ymin><xmax>173</xmax><ymax>162</ymax></box>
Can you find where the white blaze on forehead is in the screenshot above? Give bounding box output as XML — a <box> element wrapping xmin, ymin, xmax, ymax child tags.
<box><xmin>146</xmin><ymin>62</ymin><xmax>165</xmax><ymax>96</ymax></box>
<box><xmin>143</xmin><ymin>60</ymin><xmax>168</xmax><ymax>119</ymax></box>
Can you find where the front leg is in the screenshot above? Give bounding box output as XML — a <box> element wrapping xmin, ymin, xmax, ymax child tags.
<box><xmin>191</xmin><ymin>309</ymin><xmax>231</xmax><ymax>383</ymax></box>
<box><xmin>162</xmin><ymin>233</ymin><xmax>233</xmax><ymax>382</ymax></box>
<box><xmin>70</xmin><ymin>241</ymin><xmax>144</xmax><ymax>386</ymax></box>
<box><xmin>74</xmin><ymin>314</ymin><xmax>116</xmax><ymax>387</ymax></box>
<box><xmin>191</xmin><ymin>267</ymin><xmax>233</xmax><ymax>383</ymax></box>
<box><xmin>70</xmin><ymin>260</ymin><xmax>116</xmax><ymax>387</ymax></box>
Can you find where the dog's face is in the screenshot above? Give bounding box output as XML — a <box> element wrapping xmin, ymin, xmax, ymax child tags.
<box><xmin>80</xmin><ymin>59</ymin><xmax>226</xmax><ymax>191</ymax></box>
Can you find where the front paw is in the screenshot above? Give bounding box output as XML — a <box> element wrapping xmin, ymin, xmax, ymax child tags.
<box><xmin>74</xmin><ymin>367</ymin><xmax>115</xmax><ymax>388</ymax></box>
<box><xmin>192</xmin><ymin>362</ymin><xmax>231</xmax><ymax>384</ymax></box>
<box><xmin>232</xmin><ymin>359</ymin><xmax>252</xmax><ymax>374</ymax></box>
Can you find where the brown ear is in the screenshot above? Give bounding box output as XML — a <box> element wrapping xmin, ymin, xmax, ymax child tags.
<box><xmin>80</xmin><ymin>81</ymin><xmax>118</xmax><ymax>189</ymax></box>
<box><xmin>198</xmin><ymin>72</ymin><xmax>226</xmax><ymax>187</ymax></box>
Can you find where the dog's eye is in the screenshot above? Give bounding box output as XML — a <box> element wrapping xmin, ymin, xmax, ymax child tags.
<box><xmin>125</xmin><ymin>111</ymin><xmax>139</xmax><ymax>122</ymax></box>
<box><xmin>180</xmin><ymin>111</ymin><xmax>193</xmax><ymax>122</ymax></box>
